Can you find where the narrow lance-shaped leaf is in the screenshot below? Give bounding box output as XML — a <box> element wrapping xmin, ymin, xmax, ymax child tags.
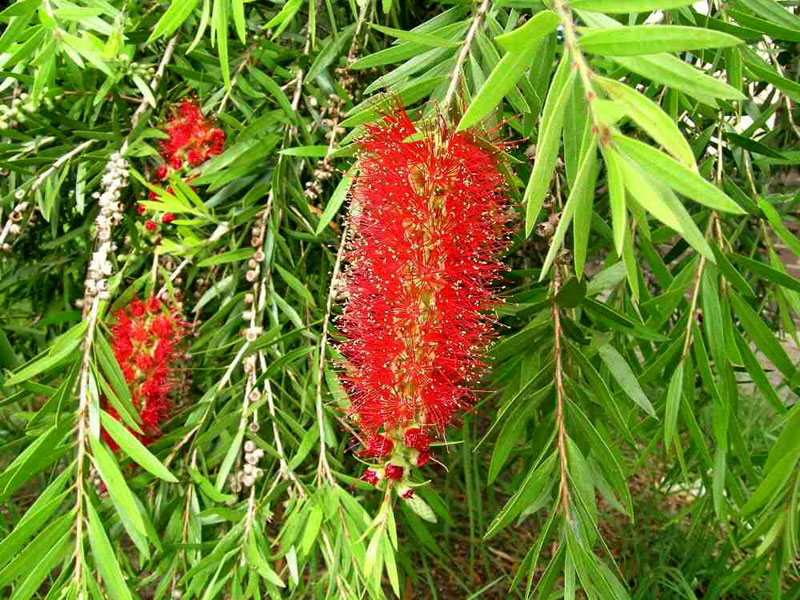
<box><xmin>458</xmin><ymin>12</ymin><xmax>560</xmax><ymax>131</ymax></box>
<box><xmin>524</xmin><ymin>55</ymin><xmax>576</xmax><ymax>235</ymax></box>
<box><xmin>596</xmin><ymin>76</ymin><xmax>695</xmax><ymax>169</ymax></box>
<box><xmin>664</xmin><ymin>360</ymin><xmax>685</xmax><ymax>450</ymax></box>
<box><xmin>613</xmin><ymin>134</ymin><xmax>745</xmax><ymax>214</ymax></box>
<box><xmin>579</xmin><ymin>26</ymin><xmax>742</xmax><ymax>56</ymax></box>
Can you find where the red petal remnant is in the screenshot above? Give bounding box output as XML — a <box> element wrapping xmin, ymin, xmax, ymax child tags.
<box><xmin>161</xmin><ymin>213</ymin><xmax>176</xmax><ymax>224</ymax></box>
<box><xmin>155</xmin><ymin>165</ymin><xmax>168</xmax><ymax>180</ymax></box>
<box><xmin>359</xmin><ymin>434</ymin><xmax>394</xmax><ymax>458</ymax></box>
<box><xmin>361</xmin><ymin>469</ymin><xmax>380</xmax><ymax>486</ymax></box>
<box><xmin>103</xmin><ymin>297</ymin><xmax>187</xmax><ymax>446</ymax></box>
<box><xmin>145</xmin><ymin>220</ymin><xmax>157</xmax><ymax>232</ymax></box>
<box><xmin>404</xmin><ymin>428</ymin><xmax>430</xmax><ymax>451</ymax></box>
<box><xmin>384</xmin><ymin>464</ymin><xmax>404</xmax><ymax>481</ymax></box>
<box><xmin>136</xmin><ymin>204</ymin><xmax>147</xmax><ymax>215</ymax></box>
<box><xmin>401</xmin><ymin>487</ymin><xmax>414</xmax><ymax>499</ymax></box>
<box><xmin>339</xmin><ymin>108</ymin><xmax>509</xmax><ymax>482</ymax></box>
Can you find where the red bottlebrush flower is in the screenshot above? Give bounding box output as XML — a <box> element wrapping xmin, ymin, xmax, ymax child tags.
<box><xmin>155</xmin><ymin>165</ymin><xmax>168</xmax><ymax>180</ymax></box>
<box><xmin>359</xmin><ymin>434</ymin><xmax>394</xmax><ymax>458</ymax></box>
<box><xmin>136</xmin><ymin>203</ymin><xmax>147</xmax><ymax>215</ymax></box>
<box><xmin>145</xmin><ymin>220</ymin><xmax>157</xmax><ymax>232</ymax></box>
<box><xmin>361</xmin><ymin>469</ymin><xmax>380</xmax><ymax>486</ymax></box>
<box><xmin>339</xmin><ymin>108</ymin><xmax>508</xmax><ymax>474</ymax></box>
<box><xmin>159</xmin><ymin>100</ymin><xmax>225</xmax><ymax>170</ymax></box>
<box><xmin>161</xmin><ymin>213</ymin><xmax>176</xmax><ymax>224</ymax></box>
<box><xmin>103</xmin><ymin>297</ymin><xmax>187</xmax><ymax>445</ymax></box>
<box><xmin>384</xmin><ymin>464</ymin><xmax>404</xmax><ymax>481</ymax></box>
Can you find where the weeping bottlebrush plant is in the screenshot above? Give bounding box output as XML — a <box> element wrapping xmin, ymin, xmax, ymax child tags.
<box><xmin>338</xmin><ymin>109</ymin><xmax>509</xmax><ymax>502</ymax></box>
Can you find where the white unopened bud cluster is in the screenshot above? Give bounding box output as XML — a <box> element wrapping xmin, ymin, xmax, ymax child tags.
<box><xmin>82</xmin><ymin>153</ymin><xmax>129</xmax><ymax>306</ymax></box>
<box><xmin>0</xmin><ymin>199</ymin><xmax>33</xmax><ymax>252</ymax></box>
<box><xmin>230</xmin><ymin>439</ymin><xmax>265</xmax><ymax>492</ymax></box>
<box><xmin>0</xmin><ymin>90</ymin><xmax>59</xmax><ymax>130</ymax></box>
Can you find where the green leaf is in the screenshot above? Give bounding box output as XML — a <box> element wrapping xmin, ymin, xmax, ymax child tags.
<box><xmin>232</xmin><ymin>0</ymin><xmax>245</xmax><ymax>43</ymax></box>
<box><xmin>729</xmin><ymin>291</ymin><xmax>796</xmax><ymax>379</ymax></box>
<box><xmin>733</xmin><ymin>327</ymin><xmax>785</xmax><ymax>413</ymax></box>
<box><xmin>485</xmin><ymin>453</ymin><xmax>556</xmax><ymax>539</ymax></box>
<box><xmin>596</xmin><ymin>77</ymin><xmax>695</xmax><ymax>168</ymax></box>
<box><xmin>86</xmin><ymin>497</ymin><xmax>134</xmax><ymax>600</ymax></box>
<box><xmin>370</xmin><ymin>23</ymin><xmax>459</xmax><ymax>48</ymax></box>
<box><xmin>524</xmin><ymin>55</ymin><xmax>576</xmax><ymax>235</ymax></box>
<box><xmin>458</xmin><ymin>35</ymin><xmax>543</xmax><ymax>131</ymax></box>
<box><xmin>572</xmin><ymin>0</ymin><xmax>693</xmax><ymax>12</ymax></box>
<box><xmin>598</xmin><ymin>344</ymin><xmax>656</xmax><ymax>417</ymax></box>
<box><xmin>758</xmin><ymin>196</ymin><xmax>800</xmax><ymax>258</ymax></box>
<box><xmin>4</xmin><ymin>321</ymin><xmax>87</xmax><ymax>387</ymax></box>
<box><xmin>90</xmin><ymin>436</ymin><xmax>148</xmax><ymax>541</ymax></box>
<box><xmin>614</xmin><ymin>134</ymin><xmax>744</xmax><ymax>214</ymax></box>
<box><xmin>276</xmin><ymin>264</ymin><xmax>317</xmax><ymax>307</ymax></box>
<box><xmin>0</xmin><ymin>470</ymin><xmax>71</xmax><ymax>569</ymax></box>
<box><xmin>614</xmin><ymin>149</ymin><xmax>714</xmax><ymax>262</ymax></box>
<box><xmin>148</xmin><ymin>0</ymin><xmax>199</xmax><ymax>42</ymax></box>
<box><xmin>579</xmin><ymin>25</ymin><xmax>741</xmax><ymax>56</ymax></box>
<box><xmin>316</xmin><ymin>172</ymin><xmax>352</xmax><ymax>234</ymax></box>
<box><xmin>198</xmin><ymin>248</ymin><xmax>256</xmax><ymax>267</ymax></box>
<box><xmin>764</xmin><ymin>405</ymin><xmax>800</xmax><ymax>474</ymax></box>
<box><xmin>539</xmin><ymin>140</ymin><xmax>597</xmax><ymax>278</ymax></box>
<box><xmin>610</xmin><ymin>53</ymin><xmax>745</xmax><ymax>101</ymax></box>
<box><xmin>189</xmin><ymin>467</ymin><xmax>237</xmax><ymax>504</ymax></box>
<box><xmin>245</xmin><ymin>534</ymin><xmax>285</xmax><ymax>587</ymax></box>
<box><xmin>601</xmin><ymin>147</ymin><xmax>627</xmax><ymax>256</ymax></box>
<box><xmin>279</xmin><ymin>145</ymin><xmax>330</xmax><ymax>157</ymax></box>
<box><xmin>100</xmin><ymin>411</ymin><xmax>178</xmax><ymax>482</ymax></box>
<box><xmin>494</xmin><ymin>10</ymin><xmax>561</xmax><ymax>53</ymax></box>
<box><xmin>0</xmin><ymin>511</ymin><xmax>73</xmax><ymax>589</ymax></box>
<box><xmin>664</xmin><ymin>360</ymin><xmax>684</xmax><ymax>450</ymax></box>
<box><xmin>555</xmin><ymin>277</ymin><xmax>588</xmax><ymax>308</ymax></box>
<box><xmin>10</xmin><ymin>528</ymin><xmax>69</xmax><ymax>600</ymax></box>
<box><xmin>742</xmin><ymin>449</ymin><xmax>800</xmax><ymax>516</ymax></box>
<box><xmin>730</xmin><ymin>0</ymin><xmax>800</xmax><ymax>34</ymax></box>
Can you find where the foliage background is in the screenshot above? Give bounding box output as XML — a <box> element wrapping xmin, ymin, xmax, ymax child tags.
<box><xmin>1</xmin><ymin>0</ymin><xmax>800</xmax><ymax>598</ymax></box>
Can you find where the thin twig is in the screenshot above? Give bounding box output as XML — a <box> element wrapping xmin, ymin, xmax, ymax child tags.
<box><xmin>442</xmin><ymin>0</ymin><xmax>490</xmax><ymax>110</ymax></box>
<box><xmin>315</xmin><ymin>219</ymin><xmax>349</xmax><ymax>485</ymax></box>
<box><xmin>551</xmin><ymin>264</ymin><xmax>570</xmax><ymax>519</ymax></box>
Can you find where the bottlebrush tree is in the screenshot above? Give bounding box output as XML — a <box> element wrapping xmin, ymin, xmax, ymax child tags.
<box><xmin>1</xmin><ymin>0</ymin><xmax>800</xmax><ymax>599</ymax></box>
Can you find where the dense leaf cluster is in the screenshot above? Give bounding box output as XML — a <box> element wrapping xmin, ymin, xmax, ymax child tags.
<box><xmin>1</xmin><ymin>0</ymin><xmax>800</xmax><ymax>598</ymax></box>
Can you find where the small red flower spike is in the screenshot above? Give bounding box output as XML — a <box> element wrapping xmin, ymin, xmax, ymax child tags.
<box><xmin>340</xmin><ymin>108</ymin><xmax>509</xmax><ymax>484</ymax></box>
<box><xmin>160</xmin><ymin>100</ymin><xmax>225</xmax><ymax>171</ymax></box>
<box><xmin>155</xmin><ymin>165</ymin><xmax>168</xmax><ymax>180</ymax></box>
<box><xmin>144</xmin><ymin>220</ymin><xmax>157</xmax><ymax>232</ymax></box>
<box><xmin>361</xmin><ymin>469</ymin><xmax>380</xmax><ymax>486</ymax></box>
<box><xmin>161</xmin><ymin>213</ymin><xmax>176</xmax><ymax>224</ymax></box>
<box><xmin>102</xmin><ymin>297</ymin><xmax>187</xmax><ymax>447</ymax></box>
<box><xmin>136</xmin><ymin>204</ymin><xmax>147</xmax><ymax>215</ymax></box>
<box><xmin>384</xmin><ymin>464</ymin><xmax>404</xmax><ymax>481</ymax></box>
